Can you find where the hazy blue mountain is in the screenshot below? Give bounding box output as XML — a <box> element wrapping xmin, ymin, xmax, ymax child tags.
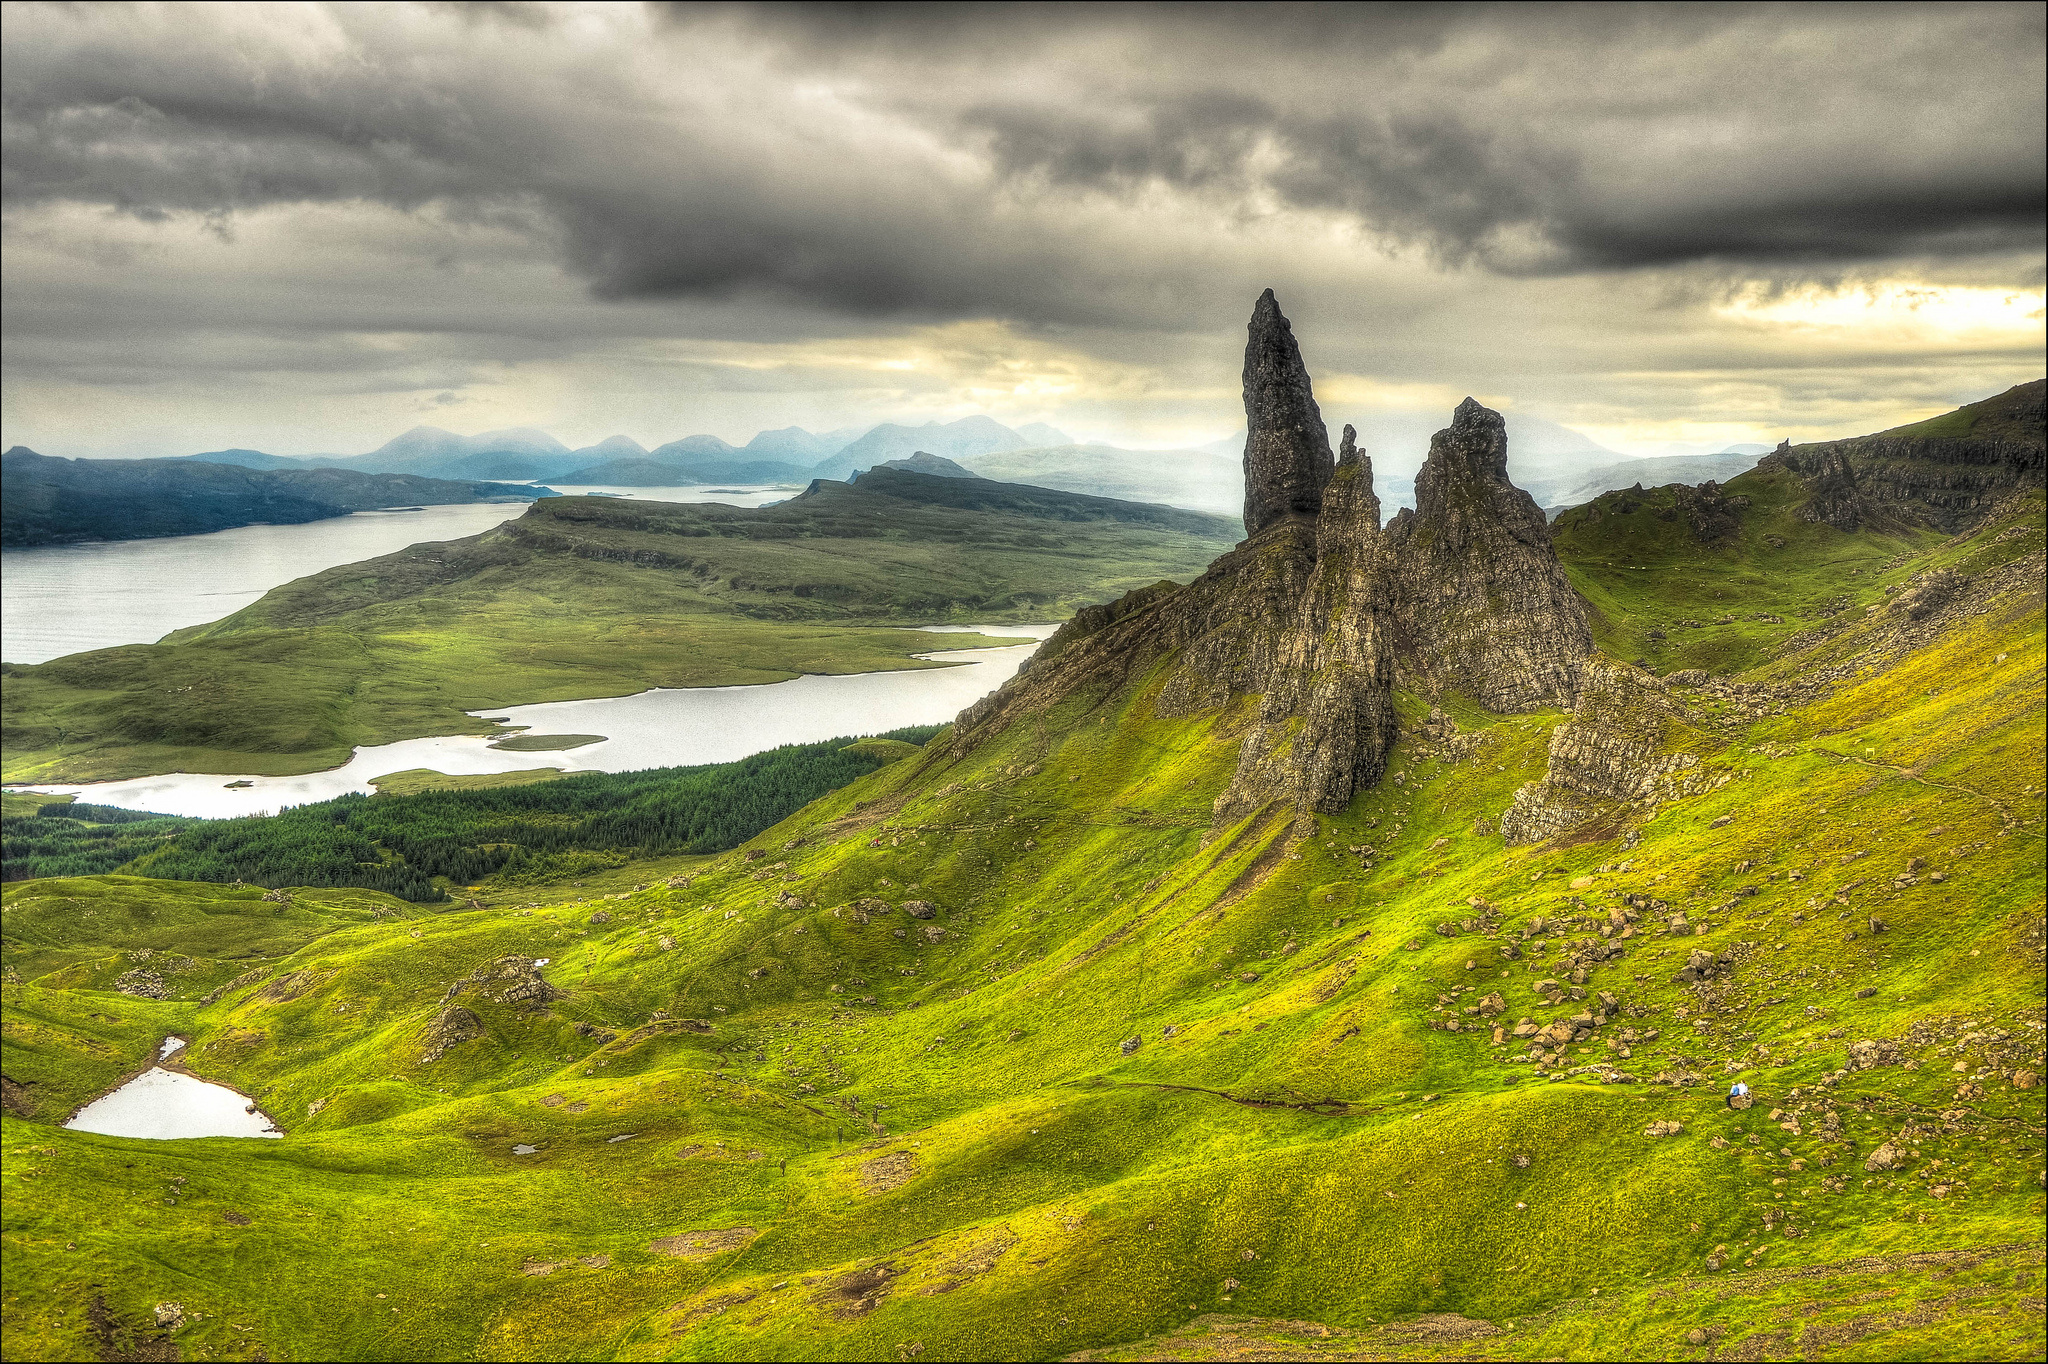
<box><xmin>1015</xmin><ymin>422</ymin><xmax>1073</xmax><ymax>447</ymax></box>
<box><xmin>958</xmin><ymin>444</ymin><xmax>1241</xmax><ymax>517</ymax></box>
<box><xmin>166</xmin><ymin>448</ymin><xmax>306</xmax><ymax>470</ymax></box>
<box><xmin>554</xmin><ymin>458</ymin><xmax>707</xmax><ymax>487</ymax></box>
<box><xmin>1543</xmin><ymin>451</ymin><xmax>1766</xmax><ymax>512</ymax></box>
<box><xmin>811</xmin><ymin>415</ymin><xmax>1034</xmax><ymax>480</ymax></box>
<box><xmin>556</xmin><ymin>456</ymin><xmax>807</xmax><ymax>486</ymax></box>
<box><xmin>675</xmin><ymin>460</ymin><xmax>807</xmax><ymax>484</ymax></box>
<box><xmin>743</xmin><ymin>427</ymin><xmax>837</xmax><ymax>465</ymax></box>
<box><xmin>646</xmin><ymin>433</ymin><xmax>740</xmax><ymax>464</ymax></box>
<box><xmin>0</xmin><ymin>447</ymin><xmax>550</xmax><ymax>547</ymax></box>
<box><xmin>567</xmin><ymin>434</ymin><xmax>649</xmax><ymax>462</ymax></box>
<box><xmin>303</xmin><ymin>425</ymin><xmax>584</xmax><ymax>481</ymax></box>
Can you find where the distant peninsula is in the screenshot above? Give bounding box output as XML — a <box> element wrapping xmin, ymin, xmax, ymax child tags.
<box><xmin>0</xmin><ymin>448</ymin><xmax>554</xmax><ymax>547</ymax></box>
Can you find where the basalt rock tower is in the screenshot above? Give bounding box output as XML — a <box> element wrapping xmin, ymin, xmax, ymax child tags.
<box><xmin>956</xmin><ymin>291</ymin><xmax>1594</xmax><ymax>821</ymax></box>
<box><xmin>1241</xmin><ymin>288</ymin><xmax>1336</xmax><ymax>536</ymax></box>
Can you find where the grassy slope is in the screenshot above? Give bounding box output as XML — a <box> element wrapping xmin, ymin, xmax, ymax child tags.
<box><xmin>0</xmin><ymin>501</ymin><xmax>2042</xmax><ymax>1362</ymax></box>
<box><xmin>1551</xmin><ymin>459</ymin><xmax>1943</xmax><ymax>675</ymax></box>
<box><xmin>2</xmin><ymin>476</ymin><xmax>1237</xmax><ymax>783</ymax></box>
<box><xmin>1876</xmin><ymin>379</ymin><xmax>2044</xmax><ymax>442</ymax></box>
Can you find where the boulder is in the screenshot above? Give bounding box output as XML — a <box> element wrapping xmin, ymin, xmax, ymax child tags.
<box><xmin>1864</xmin><ymin>1141</ymin><xmax>1908</xmax><ymax>1172</ymax></box>
<box><xmin>902</xmin><ymin>900</ymin><xmax>938</xmax><ymax>920</ymax></box>
<box><xmin>1846</xmin><ymin>1038</ymin><xmax>1903</xmax><ymax>1070</ymax></box>
<box><xmin>1672</xmin><ymin>949</ymin><xmax>1730</xmax><ymax>984</ymax></box>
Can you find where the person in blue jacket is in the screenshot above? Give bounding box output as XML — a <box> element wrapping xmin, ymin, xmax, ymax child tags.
<box><xmin>1726</xmin><ymin>1080</ymin><xmax>1751</xmax><ymax>1109</ymax></box>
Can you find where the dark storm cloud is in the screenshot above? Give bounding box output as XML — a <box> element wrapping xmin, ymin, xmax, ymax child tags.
<box><xmin>942</xmin><ymin>3</ymin><xmax>2045</xmax><ymax>275</ymax></box>
<box><xmin>2</xmin><ymin>1</ymin><xmax>2039</xmax><ymax>330</ymax></box>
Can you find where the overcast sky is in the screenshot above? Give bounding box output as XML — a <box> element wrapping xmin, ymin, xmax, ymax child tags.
<box><xmin>3</xmin><ymin>0</ymin><xmax>2042</xmax><ymax>460</ymax></box>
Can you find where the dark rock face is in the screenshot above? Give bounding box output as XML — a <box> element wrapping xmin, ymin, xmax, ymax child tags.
<box><xmin>1763</xmin><ymin>383</ymin><xmax>2044</xmax><ymax>532</ymax></box>
<box><xmin>1241</xmin><ymin>289</ymin><xmax>1334</xmax><ymax>537</ymax></box>
<box><xmin>1673</xmin><ymin>480</ymin><xmax>1749</xmax><ymax>542</ymax></box>
<box><xmin>957</xmin><ymin>292</ymin><xmax>1591</xmax><ymax>823</ymax></box>
<box><xmin>1386</xmin><ymin>399</ymin><xmax>1592</xmax><ymax>711</ymax></box>
<box><xmin>1783</xmin><ymin>445</ymin><xmax>1867</xmax><ymax>531</ymax></box>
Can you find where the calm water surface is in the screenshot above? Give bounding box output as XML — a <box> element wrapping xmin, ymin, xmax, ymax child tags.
<box><xmin>0</xmin><ymin>486</ymin><xmax>799</xmax><ymax>663</ymax></box>
<box><xmin>64</xmin><ymin>1066</ymin><xmax>283</xmax><ymax>1140</ymax></box>
<box><xmin>26</xmin><ymin>625</ymin><xmax>1056</xmax><ymax>818</ymax></box>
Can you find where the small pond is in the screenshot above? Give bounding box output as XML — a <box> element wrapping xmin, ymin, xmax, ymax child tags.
<box><xmin>64</xmin><ymin>1066</ymin><xmax>284</xmax><ymax>1140</ymax></box>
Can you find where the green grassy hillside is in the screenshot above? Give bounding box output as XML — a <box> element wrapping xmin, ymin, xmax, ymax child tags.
<box><xmin>2</xmin><ymin>472</ymin><xmax>1239</xmax><ymax>783</ymax></box>
<box><xmin>2</xmin><ymin>488</ymin><xmax>2040</xmax><ymax>1358</ymax></box>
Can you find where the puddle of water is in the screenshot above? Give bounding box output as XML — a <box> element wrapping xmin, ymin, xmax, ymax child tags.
<box><xmin>607</xmin><ymin>1133</ymin><xmax>639</xmax><ymax>1143</ymax></box>
<box><xmin>513</xmin><ymin>1144</ymin><xmax>540</xmax><ymax>1155</ymax></box>
<box><xmin>64</xmin><ymin>1067</ymin><xmax>283</xmax><ymax>1140</ymax></box>
<box><xmin>24</xmin><ymin>624</ymin><xmax>1057</xmax><ymax>818</ymax></box>
<box><xmin>158</xmin><ymin>1036</ymin><xmax>187</xmax><ymax>1059</ymax></box>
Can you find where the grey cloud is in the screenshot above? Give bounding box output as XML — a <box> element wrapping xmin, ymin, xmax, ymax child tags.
<box><xmin>2</xmin><ymin>0</ymin><xmax>2038</xmax><ymax>336</ymax></box>
<box><xmin>946</xmin><ymin>4</ymin><xmax>2043</xmax><ymax>275</ymax></box>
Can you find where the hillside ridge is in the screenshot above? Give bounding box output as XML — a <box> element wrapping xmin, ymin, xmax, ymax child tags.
<box><xmin>0</xmin><ymin>447</ymin><xmax>550</xmax><ymax>548</ymax></box>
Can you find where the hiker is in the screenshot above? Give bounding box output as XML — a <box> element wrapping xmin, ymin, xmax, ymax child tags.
<box><xmin>1725</xmin><ymin>1080</ymin><xmax>1750</xmax><ymax>1109</ymax></box>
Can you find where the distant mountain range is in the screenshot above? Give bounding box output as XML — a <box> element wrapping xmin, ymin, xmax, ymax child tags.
<box><xmin>1</xmin><ymin>448</ymin><xmax>551</xmax><ymax>547</ymax></box>
<box><xmin>32</xmin><ymin>411</ymin><xmax>1787</xmax><ymax>524</ymax></box>
<box><xmin>175</xmin><ymin>416</ymin><xmax>1086</xmax><ymax>491</ymax></box>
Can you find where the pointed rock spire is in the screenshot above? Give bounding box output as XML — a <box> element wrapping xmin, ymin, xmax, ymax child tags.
<box><xmin>1388</xmin><ymin>397</ymin><xmax>1591</xmax><ymax>710</ymax></box>
<box><xmin>1241</xmin><ymin>289</ymin><xmax>1333</xmax><ymax>537</ymax></box>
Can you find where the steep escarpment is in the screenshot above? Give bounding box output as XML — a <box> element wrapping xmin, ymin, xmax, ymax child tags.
<box><xmin>1760</xmin><ymin>378</ymin><xmax>2045</xmax><ymax>532</ymax></box>
<box><xmin>959</xmin><ymin>292</ymin><xmax>1592</xmax><ymax>820</ymax></box>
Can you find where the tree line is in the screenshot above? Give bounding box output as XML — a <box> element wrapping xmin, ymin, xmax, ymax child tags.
<box><xmin>2</xmin><ymin>728</ymin><xmax>938</xmax><ymax>898</ymax></box>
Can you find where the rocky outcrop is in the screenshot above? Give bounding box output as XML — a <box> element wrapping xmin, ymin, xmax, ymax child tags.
<box><xmin>1209</xmin><ymin>428</ymin><xmax>1401</xmax><ymax>820</ymax></box>
<box><xmin>957</xmin><ymin>290</ymin><xmax>1593</xmax><ymax>824</ymax></box>
<box><xmin>1385</xmin><ymin>399</ymin><xmax>1591</xmax><ymax>710</ymax></box>
<box><xmin>419</xmin><ymin>1005</ymin><xmax>482</xmax><ymax>1063</ymax></box>
<box><xmin>1241</xmin><ymin>288</ymin><xmax>1334</xmax><ymax>537</ymax></box>
<box><xmin>1762</xmin><ymin>381</ymin><xmax>2045</xmax><ymax>533</ymax></box>
<box><xmin>460</xmin><ymin>956</ymin><xmax>561</xmax><ymax>1011</ymax></box>
<box><xmin>1781</xmin><ymin>444</ymin><xmax>1868</xmax><ymax>531</ymax></box>
<box><xmin>1890</xmin><ymin>568</ymin><xmax>1966</xmax><ymax>620</ymax></box>
<box><xmin>1500</xmin><ymin>658</ymin><xmax>1718</xmax><ymax>845</ymax></box>
<box><xmin>1672</xmin><ymin>480</ymin><xmax>1749</xmax><ymax>542</ymax></box>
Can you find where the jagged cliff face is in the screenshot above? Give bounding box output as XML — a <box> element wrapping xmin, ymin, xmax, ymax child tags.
<box><xmin>957</xmin><ymin>292</ymin><xmax>1592</xmax><ymax>822</ymax></box>
<box><xmin>1762</xmin><ymin>379</ymin><xmax>2046</xmax><ymax>533</ymax></box>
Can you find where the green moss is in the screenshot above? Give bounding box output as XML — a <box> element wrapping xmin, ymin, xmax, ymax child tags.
<box><xmin>2</xmin><ymin>495</ymin><xmax>2042</xmax><ymax>1361</ymax></box>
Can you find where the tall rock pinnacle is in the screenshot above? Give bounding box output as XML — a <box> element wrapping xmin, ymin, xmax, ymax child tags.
<box><xmin>1241</xmin><ymin>289</ymin><xmax>1334</xmax><ymax>537</ymax></box>
<box><xmin>1386</xmin><ymin>397</ymin><xmax>1591</xmax><ymax>710</ymax></box>
<box><xmin>954</xmin><ymin>297</ymin><xmax>1593</xmax><ymax>828</ymax></box>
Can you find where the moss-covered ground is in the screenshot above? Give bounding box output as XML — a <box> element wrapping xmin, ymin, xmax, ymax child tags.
<box><xmin>1</xmin><ymin>496</ymin><xmax>2042</xmax><ymax>1361</ymax></box>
